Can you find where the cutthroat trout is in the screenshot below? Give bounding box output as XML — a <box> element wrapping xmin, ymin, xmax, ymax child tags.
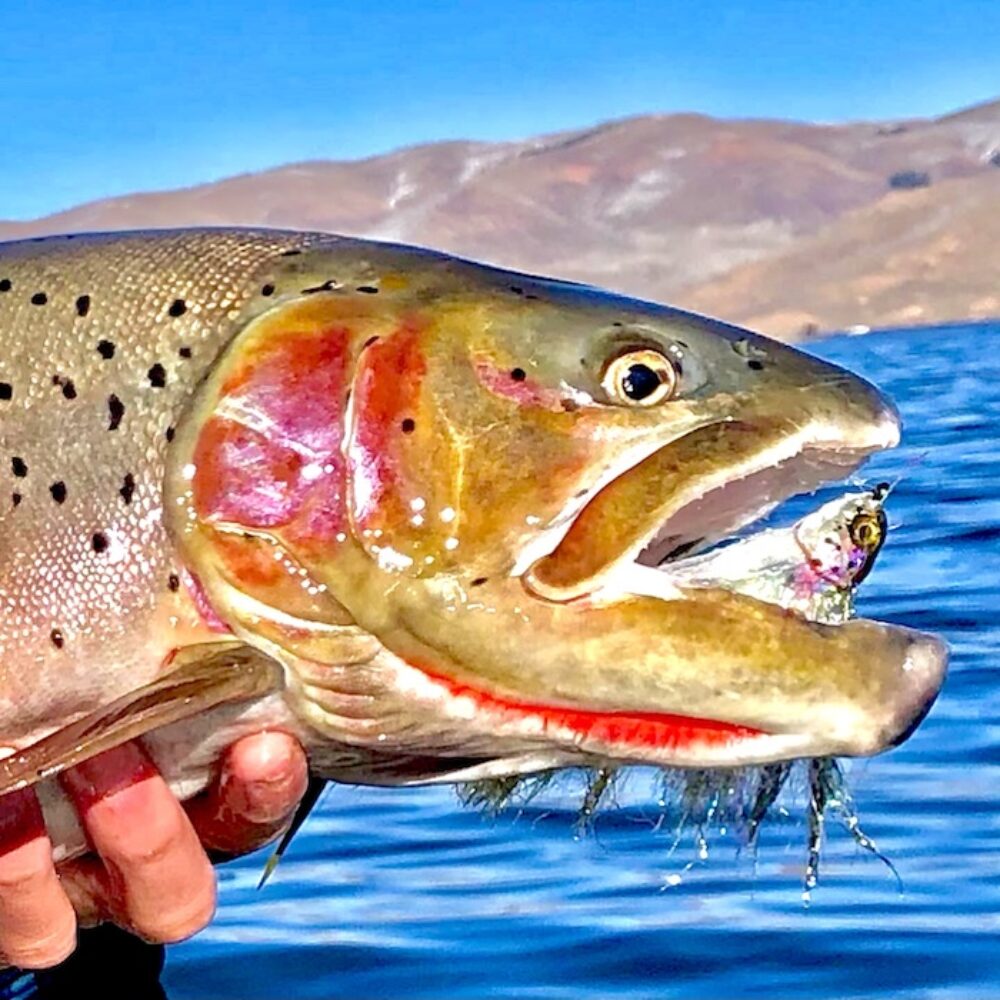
<box><xmin>0</xmin><ymin>229</ymin><xmax>946</xmax><ymax>865</ymax></box>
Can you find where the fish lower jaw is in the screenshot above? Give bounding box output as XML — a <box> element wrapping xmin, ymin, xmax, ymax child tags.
<box><xmin>344</xmin><ymin>648</ymin><xmax>832</xmax><ymax>774</ymax></box>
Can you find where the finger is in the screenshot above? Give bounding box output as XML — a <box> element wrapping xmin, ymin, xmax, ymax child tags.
<box><xmin>60</xmin><ymin>743</ymin><xmax>216</xmax><ymax>944</ymax></box>
<box><xmin>0</xmin><ymin>788</ymin><xmax>76</xmax><ymax>969</ymax></box>
<box><xmin>186</xmin><ymin>731</ymin><xmax>309</xmax><ymax>856</ymax></box>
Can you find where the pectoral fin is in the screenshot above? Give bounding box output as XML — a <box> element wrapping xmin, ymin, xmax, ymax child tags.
<box><xmin>0</xmin><ymin>643</ymin><xmax>283</xmax><ymax>797</ymax></box>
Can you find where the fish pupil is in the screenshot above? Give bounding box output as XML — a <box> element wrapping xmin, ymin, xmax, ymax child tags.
<box><xmin>621</xmin><ymin>364</ymin><xmax>661</xmax><ymax>400</ymax></box>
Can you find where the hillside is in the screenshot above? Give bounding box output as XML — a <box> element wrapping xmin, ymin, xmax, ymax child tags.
<box><xmin>1</xmin><ymin>98</ymin><xmax>997</xmax><ymax>340</ymax></box>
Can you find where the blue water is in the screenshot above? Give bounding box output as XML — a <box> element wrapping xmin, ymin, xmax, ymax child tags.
<box><xmin>165</xmin><ymin>321</ymin><xmax>1000</xmax><ymax>999</ymax></box>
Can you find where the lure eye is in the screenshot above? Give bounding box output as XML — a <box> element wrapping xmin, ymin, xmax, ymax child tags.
<box><xmin>601</xmin><ymin>349</ymin><xmax>679</xmax><ymax>406</ymax></box>
<box><xmin>849</xmin><ymin>511</ymin><xmax>884</xmax><ymax>550</ymax></box>
<box><xmin>848</xmin><ymin>508</ymin><xmax>888</xmax><ymax>584</ymax></box>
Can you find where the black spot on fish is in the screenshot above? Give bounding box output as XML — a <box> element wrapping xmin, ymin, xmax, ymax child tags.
<box><xmin>11</xmin><ymin>457</ymin><xmax>27</xmax><ymax>477</ymax></box>
<box><xmin>471</xmin><ymin>577</ymin><xmax>488</xmax><ymax>587</ymax></box>
<box><xmin>120</xmin><ymin>472</ymin><xmax>135</xmax><ymax>504</ymax></box>
<box><xmin>50</xmin><ymin>481</ymin><xmax>67</xmax><ymax>504</ymax></box>
<box><xmin>509</xmin><ymin>286</ymin><xmax>525</xmax><ymax>296</ymax></box>
<box><xmin>302</xmin><ymin>279</ymin><xmax>340</xmax><ymax>294</ymax></box>
<box><xmin>31</xmin><ymin>292</ymin><xmax>48</xmax><ymax>306</ymax></box>
<box><xmin>165</xmin><ymin>425</ymin><xmax>176</xmax><ymax>442</ymax></box>
<box><xmin>401</xmin><ymin>418</ymin><xmax>415</xmax><ymax>434</ymax></box>
<box><xmin>76</xmin><ymin>295</ymin><xmax>91</xmax><ymax>317</ymax></box>
<box><xmin>11</xmin><ymin>492</ymin><xmax>21</xmax><ymax>507</ymax></box>
<box><xmin>363</xmin><ymin>336</ymin><xmax>379</xmax><ymax>349</ymax></box>
<box><xmin>108</xmin><ymin>394</ymin><xmax>124</xmax><ymax>430</ymax></box>
<box><xmin>0</xmin><ymin>279</ymin><xmax>11</xmax><ymax>292</ymax></box>
<box><xmin>168</xmin><ymin>299</ymin><xmax>187</xmax><ymax>318</ymax></box>
<box><xmin>747</xmin><ymin>359</ymin><xmax>764</xmax><ymax>371</ymax></box>
<box><xmin>147</xmin><ymin>364</ymin><xmax>167</xmax><ymax>388</ymax></box>
<box><xmin>561</xmin><ymin>398</ymin><xmax>580</xmax><ymax>412</ymax></box>
<box><xmin>50</xmin><ymin>628</ymin><xmax>64</xmax><ymax>649</ymax></box>
<box><xmin>53</xmin><ymin>376</ymin><xmax>77</xmax><ymax>400</ymax></box>
<box><xmin>178</xmin><ymin>346</ymin><xmax>192</xmax><ymax>359</ymax></box>
<box><xmin>261</xmin><ymin>283</ymin><xmax>275</xmax><ymax>297</ymax></box>
<box><xmin>356</xmin><ymin>285</ymin><xmax>378</xmax><ymax>294</ymax></box>
<box><xmin>510</xmin><ymin>367</ymin><xmax>526</xmax><ymax>382</ymax></box>
<box><xmin>91</xmin><ymin>532</ymin><xmax>109</xmax><ymax>553</ymax></box>
<box><xmin>280</xmin><ymin>249</ymin><xmax>302</xmax><ymax>257</ymax></box>
<box><xmin>168</xmin><ymin>573</ymin><xmax>180</xmax><ymax>592</ymax></box>
<box><xmin>0</xmin><ymin>383</ymin><xmax>11</xmax><ymax>401</ymax></box>
<box><xmin>97</xmin><ymin>339</ymin><xmax>116</xmax><ymax>359</ymax></box>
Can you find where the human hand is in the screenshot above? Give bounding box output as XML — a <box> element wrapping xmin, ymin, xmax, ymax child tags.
<box><xmin>0</xmin><ymin>731</ymin><xmax>308</xmax><ymax>968</ymax></box>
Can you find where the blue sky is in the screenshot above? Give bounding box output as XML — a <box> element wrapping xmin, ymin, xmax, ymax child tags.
<box><xmin>0</xmin><ymin>0</ymin><xmax>996</xmax><ymax>219</ymax></box>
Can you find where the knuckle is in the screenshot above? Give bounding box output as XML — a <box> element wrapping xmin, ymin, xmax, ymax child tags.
<box><xmin>0</xmin><ymin>924</ymin><xmax>76</xmax><ymax>970</ymax></box>
<box><xmin>0</xmin><ymin>857</ymin><xmax>47</xmax><ymax>894</ymax></box>
<box><xmin>108</xmin><ymin>811</ymin><xmax>186</xmax><ymax>869</ymax></box>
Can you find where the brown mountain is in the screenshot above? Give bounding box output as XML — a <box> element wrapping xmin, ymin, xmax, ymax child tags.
<box><xmin>2</xmin><ymin>98</ymin><xmax>998</xmax><ymax>340</ymax></box>
<box><xmin>681</xmin><ymin>170</ymin><xmax>1000</xmax><ymax>338</ymax></box>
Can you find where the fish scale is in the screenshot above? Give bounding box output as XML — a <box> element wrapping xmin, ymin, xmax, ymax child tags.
<box><xmin>0</xmin><ymin>230</ymin><xmax>323</xmax><ymax>740</ymax></box>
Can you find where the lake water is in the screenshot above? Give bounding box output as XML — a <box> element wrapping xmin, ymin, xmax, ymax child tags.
<box><xmin>165</xmin><ymin>321</ymin><xmax>1000</xmax><ymax>999</ymax></box>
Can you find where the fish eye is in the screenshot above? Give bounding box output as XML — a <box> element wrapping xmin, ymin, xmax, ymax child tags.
<box><xmin>601</xmin><ymin>349</ymin><xmax>679</xmax><ymax>407</ymax></box>
<box><xmin>849</xmin><ymin>511</ymin><xmax>885</xmax><ymax>551</ymax></box>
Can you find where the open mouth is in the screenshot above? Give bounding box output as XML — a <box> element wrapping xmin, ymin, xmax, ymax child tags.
<box><xmin>634</xmin><ymin>446</ymin><xmax>868</xmax><ymax>572</ymax></box>
<box><xmin>400</xmin><ymin>423</ymin><xmax>914</xmax><ymax>773</ymax></box>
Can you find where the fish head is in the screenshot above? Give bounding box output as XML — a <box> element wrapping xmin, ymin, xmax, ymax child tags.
<box><xmin>342</xmin><ymin>280</ymin><xmax>900</xmax><ymax>585</ymax></box>
<box><xmin>168</xmin><ymin>245</ymin><xmax>945</xmax><ymax>780</ymax></box>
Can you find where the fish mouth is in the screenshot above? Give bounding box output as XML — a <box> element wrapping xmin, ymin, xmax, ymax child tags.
<box><xmin>526</xmin><ymin>407</ymin><xmax>902</xmax><ymax>603</ymax></box>
<box><xmin>403</xmin><ymin>405</ymin><xmax>944</xmax><ymax>773</ymax></box>
<box><xmin>635</xmin><ymin>438</ymin><xmax>874</xmax><ymax>573</ymax></box>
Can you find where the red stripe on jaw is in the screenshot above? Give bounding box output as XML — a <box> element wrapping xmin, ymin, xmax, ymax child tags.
<box><xmin>410</xmin><ymin>660</ymin><xmax>763</xmax><ymax>751</ymax></box>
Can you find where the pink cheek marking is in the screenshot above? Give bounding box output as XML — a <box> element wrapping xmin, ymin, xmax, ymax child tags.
<box><xmin>192</xmin><ymin>328</ymin><xmax>352</xmax><ymax>545</ymax></box>
<box><xmin>473</xmin><ymin>359</ymin><xmax>570</xmax><ymax>412</ymax></box>
<box><xmin>193</xmin><ymin>419</ymin><xmax>307</xmax><ymax>526</ymax></box>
